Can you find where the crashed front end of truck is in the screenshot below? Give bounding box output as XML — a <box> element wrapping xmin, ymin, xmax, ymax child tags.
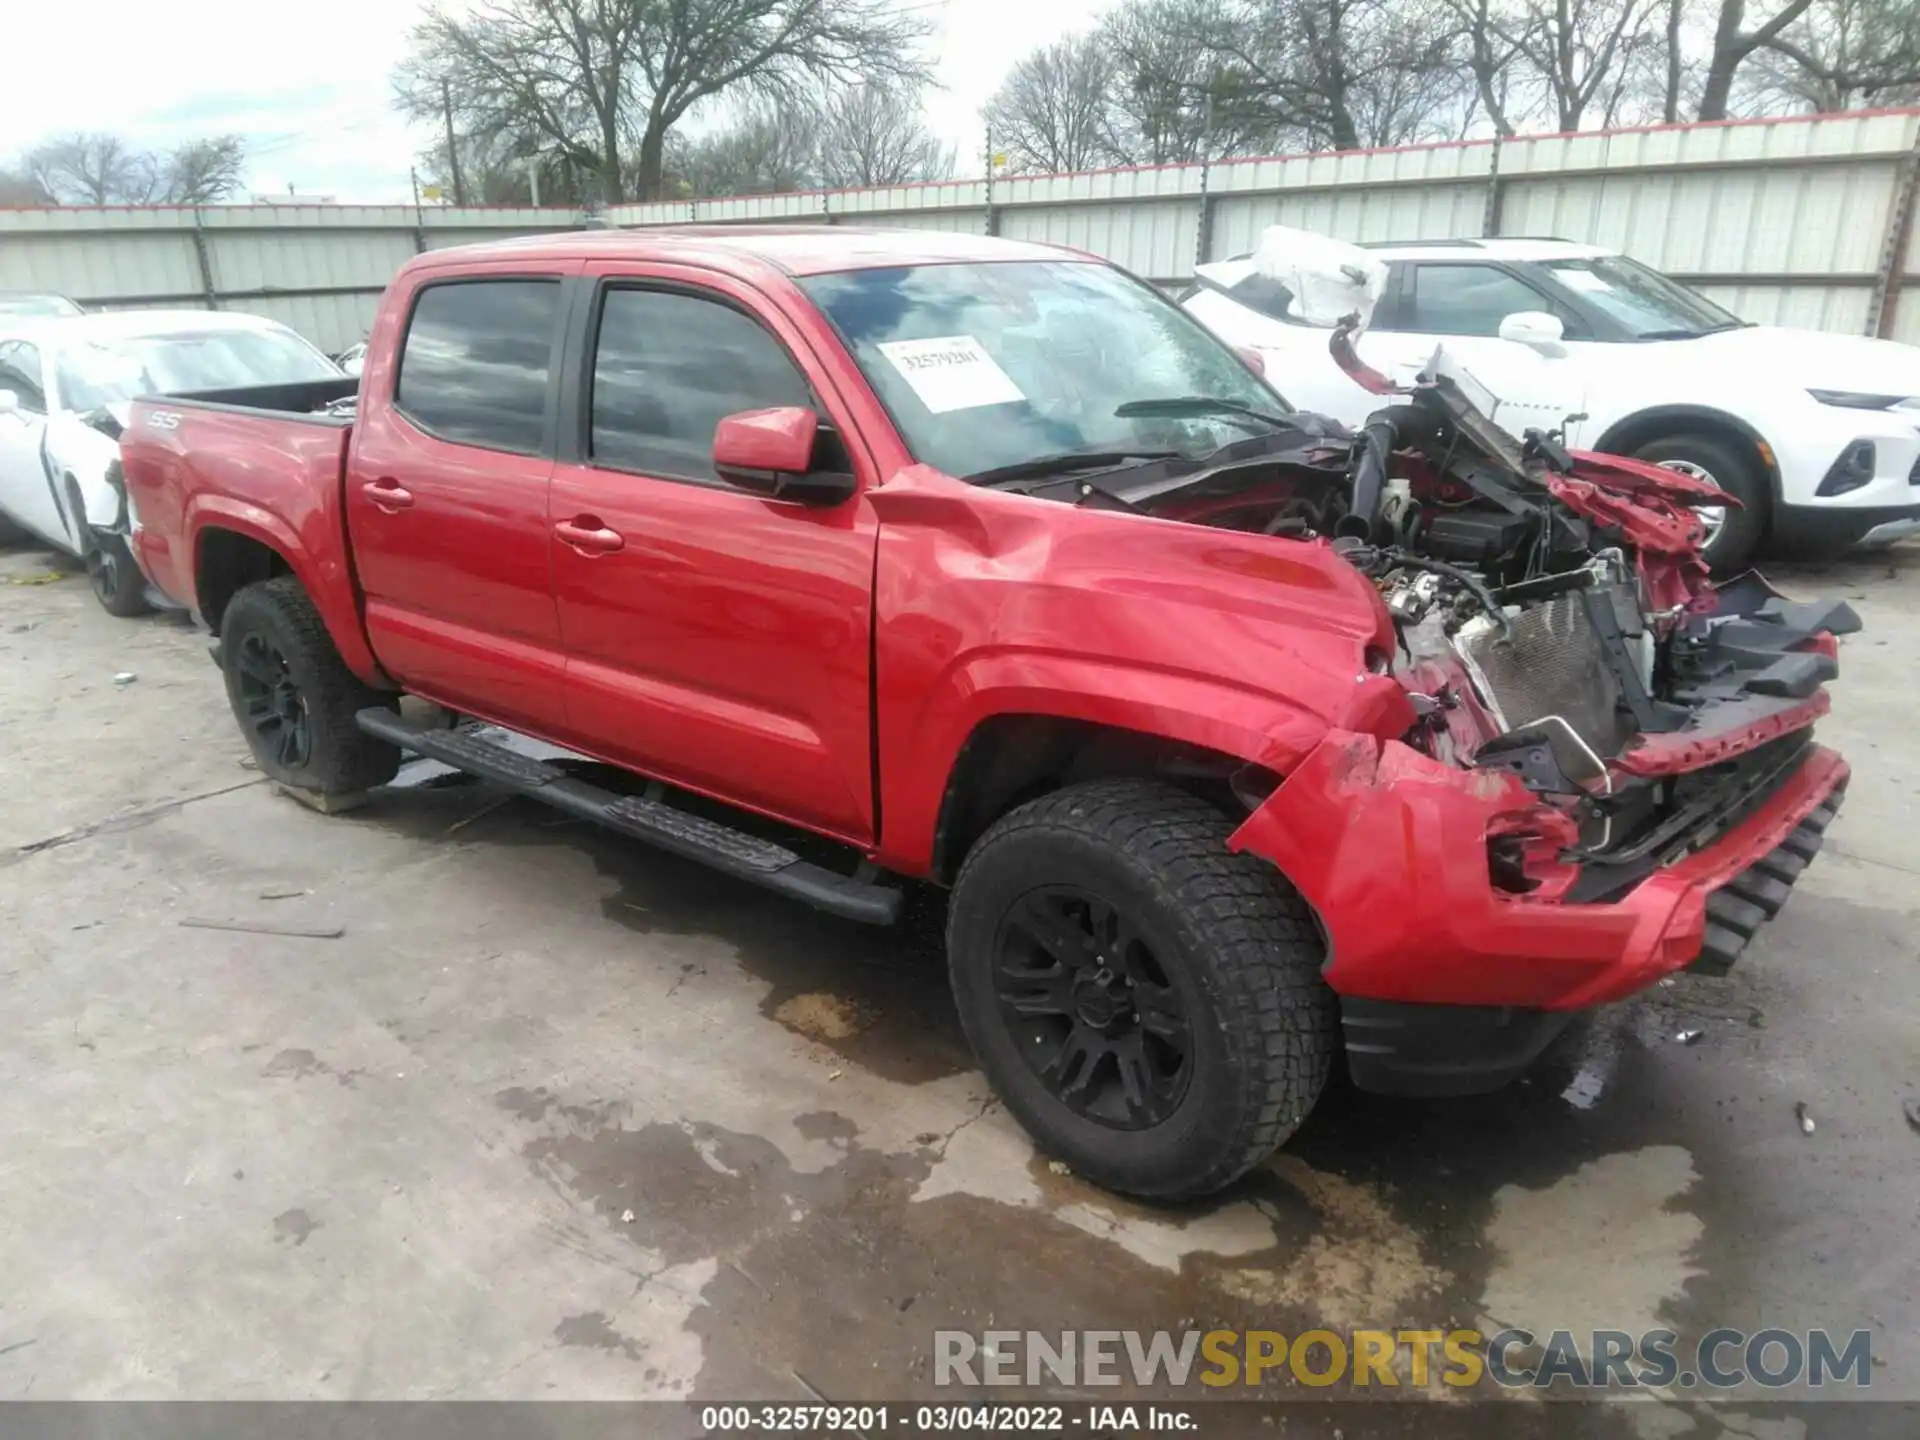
<box><xmin>1208</xmin><ymin>326</ymin><xmax>1853</xmax><ymax>1091</ymax></box>
<box><xmin>1049</xmin><ymin>284</ymin><xmax>1855</xmax><ymax>1091</ymax></box>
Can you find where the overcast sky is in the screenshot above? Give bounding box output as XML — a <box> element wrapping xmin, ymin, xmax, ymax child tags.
<box><xmin>2</xmin><ymin>0</ymin><xmax>1114</xmax><ymax>203</ymax></box>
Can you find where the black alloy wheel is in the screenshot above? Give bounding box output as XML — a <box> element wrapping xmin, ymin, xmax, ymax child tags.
<box><xmin>994</xmin><ymin>885</ymin><xmax>1194</xmax><ymax>1129</ymax></box>
<box><xmin>234</xmin><ymin>630</ymin><xmax>313</xmax><ymax>771</ymax></box>
<box><xmin>218</xmin><ymin>577</ymin><xmax>399</xmax><ymax>794</ymax></box>
<box><xmin>946</xmin><ymin>779</ymin><xmax>1338</xmax><ymax>1199</ymax></box>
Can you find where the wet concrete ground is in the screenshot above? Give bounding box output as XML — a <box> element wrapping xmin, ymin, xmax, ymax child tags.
<box><xmin>1</xmin><ymin>541</ymin><xmax>1915</xmax><ymax>1437</ymax></box>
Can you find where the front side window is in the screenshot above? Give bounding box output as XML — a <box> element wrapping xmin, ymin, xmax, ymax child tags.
<box><xmin>1397</xmin><ymin>264</ymin><xmax>1556</xmax><ymax>337</ymax></box>
<box><xmin>396</xmin><ymin>280</ymin><xmax>560</xmax><ymax>453</ymax></box>
<box><xmin>799</xmin><ymin>260</ymin><xmax>1288</xmax><ymax>481</ymax></box>
<box><xmin>1540</xmin><ymin>256</ymin><xmax>1743</xmax><ymax>339</ymax></box>
<box><xmin>0</xmin><ymin>341</ymin><xmax>46</xmax><ymax>413</ymax></box>
<box><xmin>56</xmin><ymin>326</ymin><xmax>339</xmax><ymax>411</ymax></box>
<box><xmin>590</xmin><ymin>288</ymin><xmax>812</xmax><ymax>481</ymax></box>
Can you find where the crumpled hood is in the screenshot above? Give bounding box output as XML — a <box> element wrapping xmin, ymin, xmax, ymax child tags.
<box><xmin>1696</xmin><ymin>325</ymin><xmax>1920</xmax><ymax>397</ymax></box>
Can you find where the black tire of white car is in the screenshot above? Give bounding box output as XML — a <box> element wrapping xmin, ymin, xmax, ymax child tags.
<box><xmin>220</xmin><ymin>577</ymin><xmax>400</xmax><ymax>795</ymax></box>
<box><xmin>85</xmin><ymin>531</ymin><xmax>152</xmax><ymax>618</ymax></box>
<box><xmin>0</xmin><ymin>511</ymin><xmax>24</xmax><ymax>547</ymax></box>
<box><xmin>1633</xmin><ymin>433</ymin><xmax>1767</xmax><ymax>574</ymax></box>
<box><xmin>946</xmin><ymin>779</ymin><xmax>1336</xmax><ymax>1200</ymax></box>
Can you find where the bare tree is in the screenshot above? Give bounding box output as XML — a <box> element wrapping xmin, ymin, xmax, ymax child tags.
<box><xmin>1661</xmin><ymin>0</ymin><xmax>1687</xmax><ymax>120</ymax></box>
<box><xmin>423</xmin><ymin>126</ymin><xmax>590</xmax><ymax>205</ymax></box>
<box><xmin>1745</xmin><ymin>0</ymin><xmax>1920</xmax><ymax>110</ymax></box>
<box><xmin>1099</xmin><ymin>0</ymin><xmax>1281</xmax><ymax>163</ymax></box>
<box><xmin>1508</xmin><ymin>0</ymin><xmax>1666</xmax><ymax>129</ymax></box>
<box><xmin>1297</xmin><ymin>0</ymin><xmax>1465</xmax><ymax>147</ymax></box>
<box><xmin>1695</xmin><ymin>0</ymin><xmax>1821</xmax><ymax>118</ymax></box>
<box><xmin>983</xmin><ymin>35</ymin><xmax>1119</xmax><ymax>173</ymax></box>
<box><xmin>399</xmin><ymin>0</ymin><xmax>929</xmax><ymax>205</ymax></box>
<box><xmin>676</xmin><ymin>103</ymin><xmax>824</xmax><ymax>195</ymax></box>
<box><xmin>1189</xmin><ymin>0</ymin><xmax>1465</xmax><ymax>154</ymax></box>
<box><xmin>25</xmin><ymin>133</ymin><xmax>155</xmax><ymax>204</ymax></box>
<box><xmin>817</xmin><ymin>82</ymin><xmax>955</xmax><ymax>186</ymax></box>
<box><xmin>0</xmin><ymin>167</ymin><xmax>52</xmax><ymax>206</ymax></box>
<box><xmin>627</xmin><ymin>0</ymin><xmax>928</xmax><ymax>198</ymax></box>
<box><xmin>159</xmin><ymin>136</ymin><xmax>247</xmax><ymax>204</ymax></box>
<box><xmin>1441</xmin><ymin>0</ymin><xmax>1532</xmax><ymax>134</ymax></box>
<box><xmin>396</xmin><ymin>2</ymin><xmax>641</xmax><ymax>208</ymax></box>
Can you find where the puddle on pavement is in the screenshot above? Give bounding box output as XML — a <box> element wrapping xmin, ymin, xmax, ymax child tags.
<box><xmin>360</xmin><ymin>741</ymin><xmax>1760</xmax><ymax>1406</ymax></box>
<box><xmin>496</xmin><ymin>1090</ymin><xmax>1458</xmax><ymax>1405</ymax></box>
<box><xmin>493</xmin><ymin>1083</ymin><xmax>1752</xmax><ymax>1439</ymax></box>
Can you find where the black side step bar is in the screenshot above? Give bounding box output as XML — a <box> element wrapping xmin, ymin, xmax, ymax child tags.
<box><xmin>354</xmin><ymin>709</ymin><xmax>903</xmax><ymax>926</ymax></box>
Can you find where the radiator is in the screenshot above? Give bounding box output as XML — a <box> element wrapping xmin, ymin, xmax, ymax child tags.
<box><xmin>1455</xmin><ymin>590</ymin><xmax>1635</xmax><ymax>759</ymax></box>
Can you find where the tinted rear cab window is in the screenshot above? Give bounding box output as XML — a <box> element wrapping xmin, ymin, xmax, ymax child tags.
<box><xmin>396</xmin><ymin>280</ymin><xmax>560</xmax><ymax>453</ymax></box>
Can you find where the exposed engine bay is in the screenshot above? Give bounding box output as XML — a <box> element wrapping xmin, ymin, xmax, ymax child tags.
<box><xmin>1015</xmin><ymin>320</ymin><xmax>1858</xmax><ymax>916</ymax></box>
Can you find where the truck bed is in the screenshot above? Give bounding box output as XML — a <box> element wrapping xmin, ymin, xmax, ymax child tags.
<box><xmin>121</xmin><ymin>388</ymin><xmax>369</xmax><ymax>678</ymax></box>
<box><xmin>160</xmin><ymin>376</ymin><xmax>361</xmax><ymax>417</ymax></box>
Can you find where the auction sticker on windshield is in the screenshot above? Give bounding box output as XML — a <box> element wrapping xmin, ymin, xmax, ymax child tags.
<box><xmin>878</xmin><ymin>335</ymin><xmax>1025</xmax><ymax>414</ymax></box>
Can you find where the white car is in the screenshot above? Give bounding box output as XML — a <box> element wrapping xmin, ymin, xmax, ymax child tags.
<box><xmin>0</xmin><ymin>311</ymin><xmax>343</xmax><ymax>614</ymax></box>
<box><xmin>1184</xmin><ymin>233</ymin><xmax>1920</xmax><ymax>571</ymax></box>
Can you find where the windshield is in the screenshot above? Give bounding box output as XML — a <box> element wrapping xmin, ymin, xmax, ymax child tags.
<box><xmin>798</xmin><ymin>261</ymin><xmax>1290</xmax><ymax>481</ymax></box>
<box><xmin>0</xmin><ymin>294</ymin><xmax>82</xmax><ymax>318</ymax></box>
<box><xmin>1541</xmin><ymin>256</ymin><xmax>1743</xmax><ymax>339</ymax></box>
<box><xmin>55</xmin><ymin>327</ymin><xmax>338</xmax><ymax>409</ymax></box>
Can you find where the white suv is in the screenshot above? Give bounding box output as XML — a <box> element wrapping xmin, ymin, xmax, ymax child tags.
<box><xmin>1183</xmin><ymin>235</ymin><xmax>1920</xmax><ymax>571</ymax></box>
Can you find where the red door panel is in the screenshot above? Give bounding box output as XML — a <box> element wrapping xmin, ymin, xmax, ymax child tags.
<box><xmin>550</xmin><ymin>266</ymin><xmax>881</xmax><ymax>842</ymax></box>
<box><xmin>345</xmin><ymin>265</ymin><xmax>576</xmax><ymax>735</ymax></box>
<box><xmin>347</xmin><ymin>428</ymin><xmax>563</xmax><ymax>729</ymax></box>
<box><xmin>550</xmin><ymin>471</ymin><xmax>879</xmax><ymax>839</ymax></box>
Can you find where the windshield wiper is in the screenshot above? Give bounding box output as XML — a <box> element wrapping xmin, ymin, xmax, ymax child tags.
<box><xmin>1634</xmin><ymin>322</ymin><xmax>1746</xmax><ymax>340</ymax></box>
<box><xmin>968</xmin><ymin>447</ymin><xmax>1179</xmax><ymax>486</ymax></box>
<box><xmin>1112</xmin><ymin>395</ymin><xmax>1294</xmax><ymax>431</ymax></box>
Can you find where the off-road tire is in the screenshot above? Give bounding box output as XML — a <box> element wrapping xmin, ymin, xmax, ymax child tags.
<box><xmin>946</xmin><ymin>779</ymin><xmax>1336</xmax><ymax>1200</ymax></box>
<box><xmin>1634</xmin><ymin>432</ymin><xmax>1767</xmax><ymax>574</ymax></box>
<box><xmin>220</xmin><ymin>576</ymin><xmax>399</xmax><ymax>795</ymax></box>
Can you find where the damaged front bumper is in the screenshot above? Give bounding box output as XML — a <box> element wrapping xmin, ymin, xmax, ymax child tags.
<box><xmin>1229</xmin><ymin>728</ymin><xmax>1848</xmax><ymax>1093</ymax></box>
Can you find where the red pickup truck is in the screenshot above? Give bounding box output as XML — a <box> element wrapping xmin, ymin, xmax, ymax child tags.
<box><xmin>120</xmin><ymin>228</ymin><xmax>1853</xmax><ymax>1199</ymax></box>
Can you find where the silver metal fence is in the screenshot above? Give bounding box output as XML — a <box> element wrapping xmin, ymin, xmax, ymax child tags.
<box><xmin>5</xmin><ymin>108</ymin><xmax>1917</xmax><ymax>353</ymax></box>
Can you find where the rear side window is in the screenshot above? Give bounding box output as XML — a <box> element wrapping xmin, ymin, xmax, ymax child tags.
<box><xmin>396</xmin><ymin>279</ymin><xmax>560</xmax><ymax>453</ymax></box>
<box><xmin>590</xmin><ymin>288</ymin><xmax>811</xmax><ymax>481</ymax></box>
<box><xmin>1229</xmin><ymin>272</ymin><xmax>1299</xmax><ymax>323</ymax></box>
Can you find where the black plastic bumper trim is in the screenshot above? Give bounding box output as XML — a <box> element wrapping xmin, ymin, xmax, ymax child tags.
<box><xmin>1689</xmin><ymin>781</ymin><xmax>1844</xmax><ymax>977</ymax></box>
<box><xmin>1775</xmin><ymin>500</ymin><xmax>1920</xmax><ymax>549</ymax></box>
<box><xmin>1340</xmin><ymin>998</ymin><xmax>1579</xmax><ymax>1097</ymax></box>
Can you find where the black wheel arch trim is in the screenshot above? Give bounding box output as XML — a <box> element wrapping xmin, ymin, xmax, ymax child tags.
<box><xmin>1592</xmin><ymin>405</ymin><xmax>1782</xmax><ymax>505</ymax></box>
